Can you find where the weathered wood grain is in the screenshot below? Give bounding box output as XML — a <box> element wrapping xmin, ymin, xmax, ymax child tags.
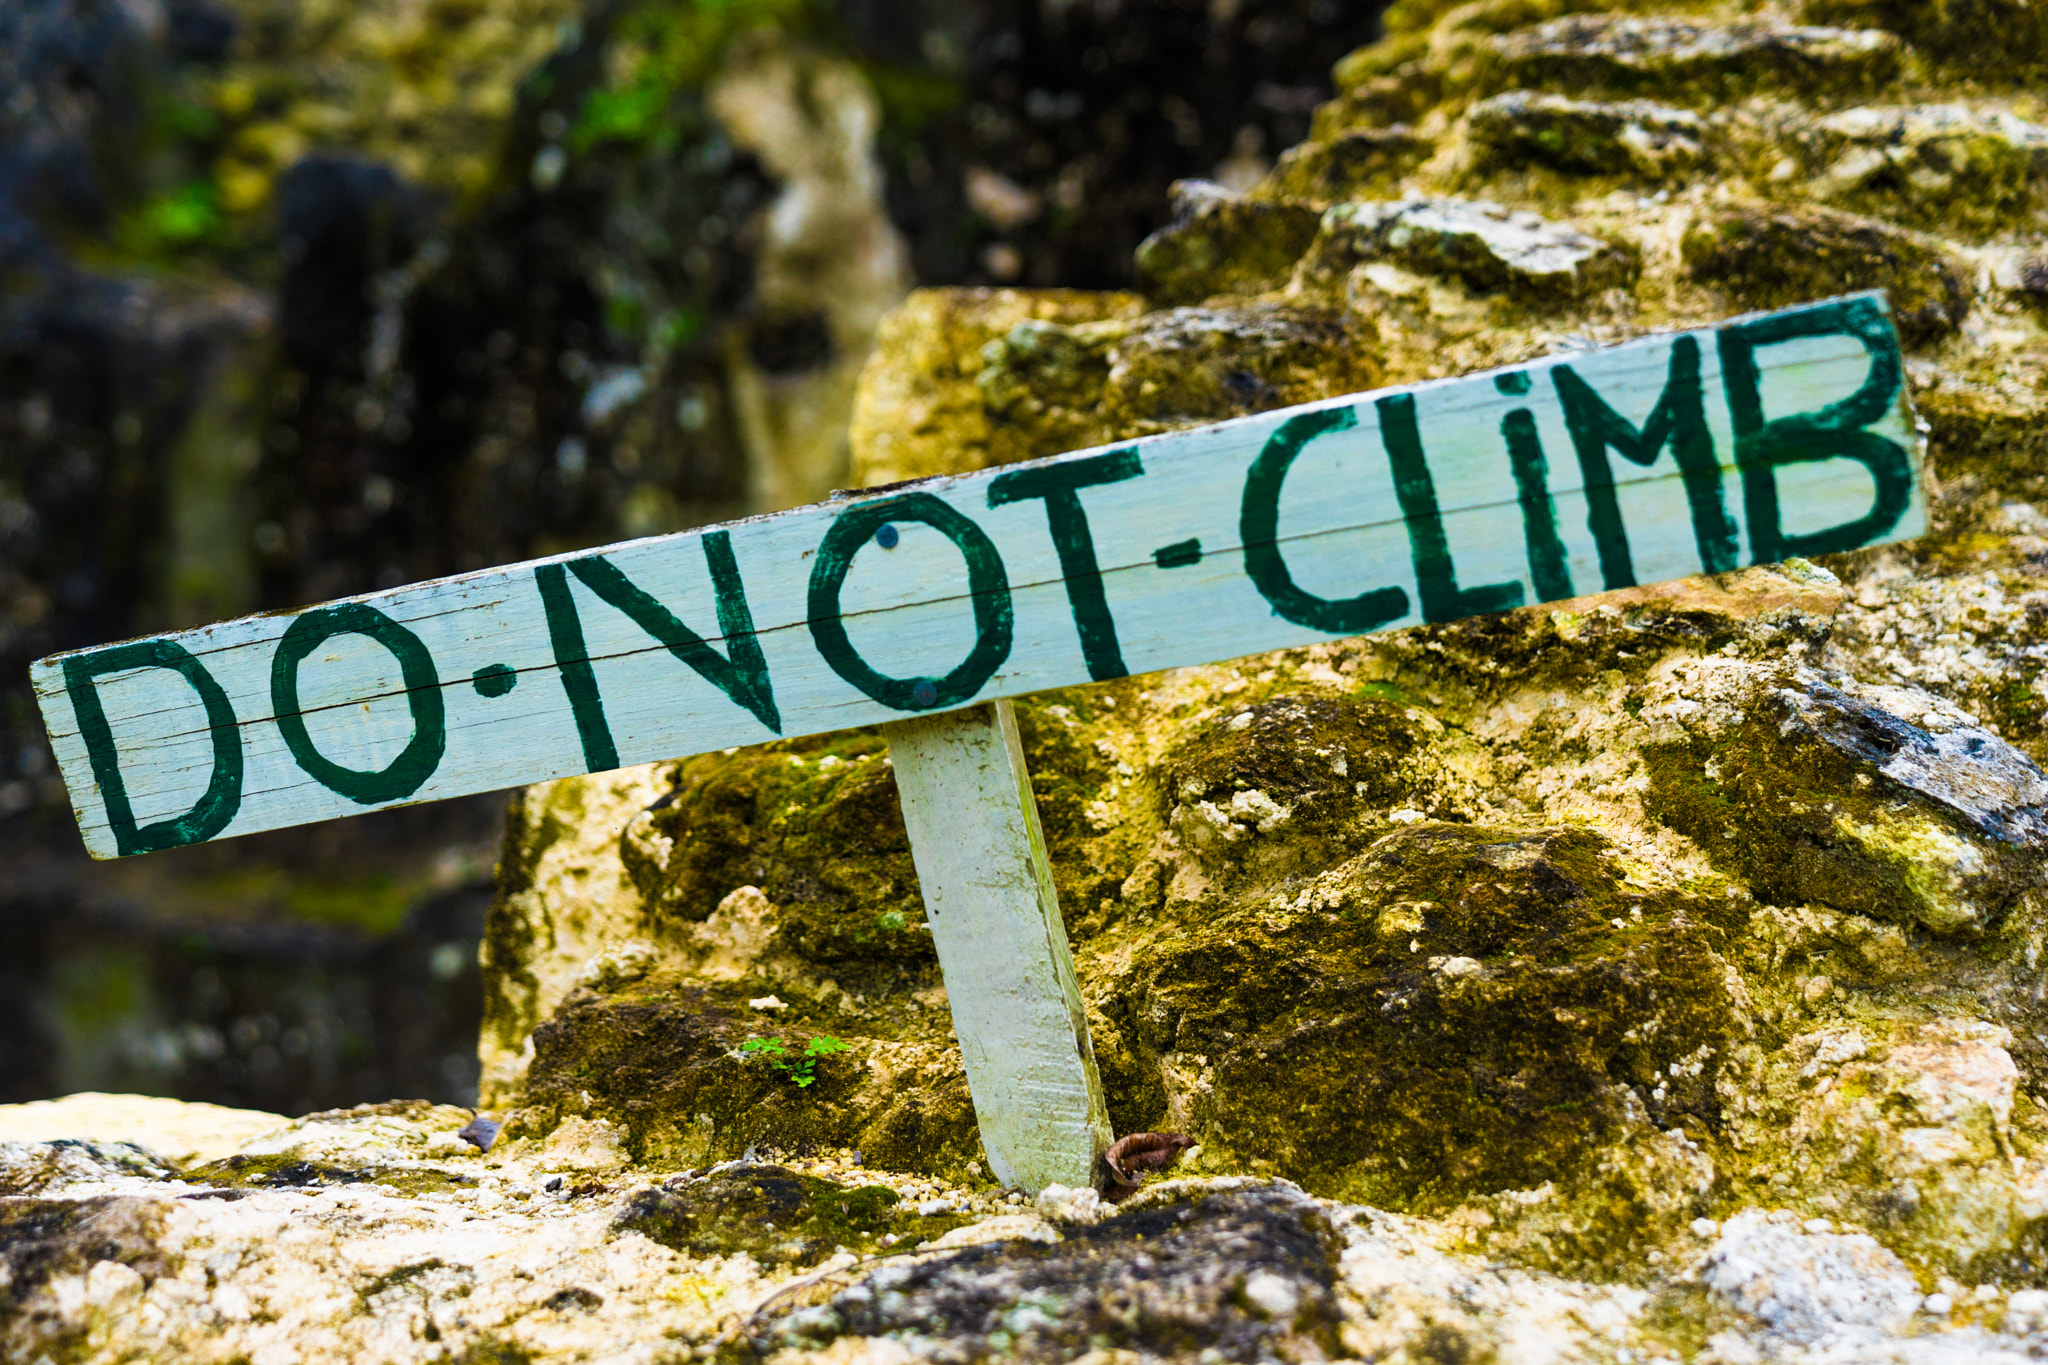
<box><xmin>886</xmin><ymin>701</ymin><xmax>1113</xmax><ymax>1190</ymax></box>
<box><xmin>36</xmin><ymin>292</ymin><xmax>1924</xmax><ymax>858</ymax></box>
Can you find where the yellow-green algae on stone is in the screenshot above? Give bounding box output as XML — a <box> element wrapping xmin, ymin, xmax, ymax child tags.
<box><xmin>478</xmin><ymin>0</ymin><xmax>2048</xmax><ymax>1302</ymax></box>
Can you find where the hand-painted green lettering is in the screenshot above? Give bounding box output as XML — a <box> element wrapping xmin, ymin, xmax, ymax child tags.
<box><xmin>535</xmin><ymin>562</ymin><xmax>617</xmax><ymax>772</ymax></box>
<box><xmin>1240</xmin><ymin>407</ymin><xmax>1409</xmax><ymax>633</ymax></box>
<box><xmin>536</xmin><ymin>530</ymin><xmax>779</xmax><ymax>774</ymax></box>
<box><xmin>571</xmin><ymin>535</ymin><xmax>779</xmax><ymax>732</ymax></box>
<box><xmin>1378</xmin><ymin>393</ymin><xmax>1525</xmax><ymax>622</ymax></box>
<box><xmin>271</xmin><ymin>602</ymin><xmax>445</xmax><ymax>804</ymax></box>
<box><xmin>809</xmin><ymin>492</ymin><xmax>1013</xmax><ymax>711</ymax></box>
<box><xmin>987</xmin><ymin>448</ymin><xmax>1143</xmax><ymax>681</ymax></box>
<box><xmin>1553</xmin><ymin>334</ymin><xmax>1735</xmax><ymax>588</ymax></box>
<box><xmin>1717</xmin><ymin>293</ymin><xmax>1914</xmax><ymax>562</ymax></box>
<box><xmin>1497</xmin><ymin>372</ymin><xmax>1574</xmax><ymax>603</ymax></box>
<box><xmin>64</xmin><ymin>639</ymin><xmax>243</xmax><ymax>855</ymax></box>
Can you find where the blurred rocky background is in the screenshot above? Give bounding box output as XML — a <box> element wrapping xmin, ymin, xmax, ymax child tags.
<box><xmin>0</xmin><ymin>0</ymin><xmax>1383</xmax><ymax>1111</ymax></box>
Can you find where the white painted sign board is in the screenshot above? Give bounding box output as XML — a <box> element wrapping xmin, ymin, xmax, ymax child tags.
<box><xmin>34</xmin><ymin>292</ymin><xmax>1923</xmax><ymax>858</ymax></box>
<box><xmin>33</xmin><ymin>292</ymin><xmax>1924</xmax><ymax>1189</ymax></box>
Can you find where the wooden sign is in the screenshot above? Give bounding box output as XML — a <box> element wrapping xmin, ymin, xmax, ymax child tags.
<box><xmin>36</xmin><ymin>292</ymin><xmax>1921</xmax><ymax>860</ymax></box>
<box><xmin>32</xmin><ymin>291</ymin><xmax>1923</xmax><ymax>1191</ymax></box>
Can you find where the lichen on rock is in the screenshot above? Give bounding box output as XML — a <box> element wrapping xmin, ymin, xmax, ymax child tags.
<box><xmin>464</xmin><ymin>7</ymin><xmax>2048</xmax><ymax>1330</ymax></box>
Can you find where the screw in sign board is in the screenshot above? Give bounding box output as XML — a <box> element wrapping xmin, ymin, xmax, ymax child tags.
<box><xmin>34</xmin><ymin>292</ymin><xmax>1926</xmax><ymax>1190</ymax></box>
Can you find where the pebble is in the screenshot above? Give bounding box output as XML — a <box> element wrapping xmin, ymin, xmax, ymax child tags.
<box><xmin>1922</xmin><ymin>1293</ymin><xmax>1953</xmax><ymax>1317</ymax></box>
<box><xmin>456</xmin><ymin>1116</ymin><xmax>501</xmax><ymax>1153</ymax></box>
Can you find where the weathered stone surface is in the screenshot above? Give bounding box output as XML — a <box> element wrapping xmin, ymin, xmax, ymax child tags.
<box><xmin>1467</xmin><ymin>92</ymin><xmax>1708</xmax><ymax>178</ymax></box>
<box><xmin>1313</xmin><ymin>195</ymin><xmax>1638</xmax><ymax>300</ymax></box>
<box><xmin>750</xmin><ymin>1181</ymin><xmax>1347</xmax><ymax>1362</ymax></box>
<box><xmin>1255</xmin><ymin>127</ymin><xmax>1436</xmax><ymax>204</ymax></box>
<box><xmin>1134</xmin><ymin>181</ymin><xmax>1326</xmax><ymax>304</ymax></box>
<box><xmin>1699</xmin><ymin>1207</ymin><xmax>1923</xmax><ymax>1344</ymax></box>
<box><xmin>1682</xmin><ymin>204</ymin><xmax>1972</xmax><ymax>343</ymax></box>
<box><xmin>1800</xmin><ymin>104</ymin><xmax>2048</xmax><ymax>231</ymax></box>
<box><xmin>1487</xmin><ymin>14</ymin><xmax>1904</xmax><ymax>101</ymax></box>
<box><xmin>1644</xmin><ymin>665</ymin><xmax>2048</xmax><ymax>936</ymax></box>
<box><xmin>13</xmin><ymin>1114</ymin><xmax>2048</xmax><ymax>1364</ymax></box>
<box><xmin>0</xmin><ymin>1093</ymin><xmax>289</xmax><ymax>1167</ymax></box>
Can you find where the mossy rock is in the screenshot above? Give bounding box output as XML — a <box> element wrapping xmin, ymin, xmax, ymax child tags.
<box><xmin>975</xmin><ymin>302</ymin><xmax>1380</xmax><ymax>447</ymax></box>
<box><xmin>1466</xmin><ymin>92</ymin><xmax>1708</xmax><ymax>179</ymax></box>
<box><xmin>1643</xmin><ymin>674</ymin><xmax>2048</xmax><ymax>936</ymax></box>
<box><xmin>191</xmin><ymin>1153</ymin><xmax>480</xmax><ymax>1195</ymax></box>
<box><xmin>1256</xmin><ymin>128</ymin><xmax>1436</xmax><ymax>204</ymax></box>
<box><xmin>1134</xmin><ymin>190</ymin><xmax>1326</xmax><ymax>304</ymax></box>
<box><xmin>1680</xmin><ymin>205</ymin><xmax>1971</xmax><ymax>344</ymax></box>
<box><xmin>1123</xmin><ymin>826</ymin><xmax>1742</xmax><ymax>1215</ymax></box>
<box><xmin>485</xmin><ymin>0</ymin><xmax>2048</xmax><ymax>1291</ymax></box>
<box><xmin>1802</xmin><ymin>0</ymin><xmax>2048</xmax><ymax>75</ymax></box>
<box><xmin>1479</xmin><ymin>14</ymin><xmax>1905</xmax><ymax>105</ymax></box>
<box><xmin>611</xmin><ymin>1164</ymin><xmax>964</xmax><ymax>1266</ymax></box>
<box><xmin>620</xmin><ymin>735</ymin><xmax>929</xmax><ymax>962</ymax></box>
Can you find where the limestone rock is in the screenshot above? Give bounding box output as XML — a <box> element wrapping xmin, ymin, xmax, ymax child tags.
<box><xmin>1644</xmin><ymin>665</ymin><xmax>2048</xmax><ymax>935</ymax></box>
<box><xmin>1311</xmin><ymin>196</ymin><xmax>1639</xmax><ymax>301</ymax></box>
<box><xmin>1801</xmin><ymin>104</ymin><xmax>2048</xmax><ymax>230</ymax></box>
<box><xmin>466</xmin><ymin>0</ymin><xmax>2048</xmax><ymax>1349</ymax></box>
<box><xmin>1681</xmin><ymin>204</ymin><xmax>1973</xmax><ymax>342</ymax></box>
<box><xmin>15</xmin><ymin>1105</ymin><xmax>2048</xmax><ymax>1361</ymax></box>
<box><xmin>0</xmin><ymin>1093</ymin><xmax>288</xmax><ymax>1167</ymax></box>
<box><xmin>1467</xmin><ymin>92</ymin><xmax>1708</xmax><ymax>178</ymax></box>
<box><xmin>1134</xmin><ymin>180</ymin><xmax>1325</xmax><ymax>304</ymax></box>
<box><xmin>1485</xmin><ymin>14</ymin><xmax>1904</xmax><ymax>101</ymax></box>
<box><xmin>1256</xmin><ymin>127</ymin><xmax>1436</xmax><ymax>204</ymax></box>
<box><xmin>1700</xmin><ymin>1208</ymin><xmax>1923</xmax><ymax>1344</ymax></box>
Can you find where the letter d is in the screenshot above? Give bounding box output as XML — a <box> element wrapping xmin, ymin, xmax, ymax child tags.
<box><xmin>62</xmin><ymin>639</ymin><xmax>243</xmax><ymax>856</ymax></box>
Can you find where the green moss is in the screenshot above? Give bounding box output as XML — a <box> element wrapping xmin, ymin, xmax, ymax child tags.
<box><xmin>974</xmin><ymin>303</ymin><xmax>1380</xmax><ymax>457</ymax></box>
<box><xmin>1163</xmin><ymin>693</ymin><xmax>1428</xmax><ymax>859</ymax></box>
<box><xmin>447</xmin><ymin>1337</ymin><xmax>538</xmax><ymax>1365</ymax></box>
<box><xmin>1680</xmin><ymin>206</ymin><xmax>1971</xmax><ymax>346</ymax></box>
<box><xmin>1133</xmin><ymin>198</ymin><xmax>1326</xmax><ymax>305</ymax></box>
<box><xmin>515</xmin><ymin>984</ymin><xmax>979</xmax><ymax>1175</ymax></box>
<box><xmin>1109</xmin><ymin>823</ymin><xmax>1743</xmax><ymax>1269</ymax></box>
<box><xmin>1638</xmin><ymin>1281</ymin><xmax>1745</xmax><ymax>1358</ymax></box>
<box><xmin>1257</xmin><ymin>130</ymin><xmax>1435</xmax><ymax>204</ymax></box>
<box><xmin>190</xmin><ymin>1154</ymin><xmax>479</xmax><ymax>1194</ymax></box>
<box><xmin>621</xmin><ymin>734</ymin><xmax>931</xmax><ymax>964</ymax></box>
<box><xmin>611</xmin><ymin>1165</ymin><xmax>965</xmax><ymax>1266</ymax></box>
<box><xmin>1639</xmin><ymin>684</ymin><xmax>2034</xmax><ymax>938</ymax></box>
<box><xmin>1802</xmin><ymin>0</ymin><xmax>2048</xmax><ymax>77</ymax></box>
<box><xmin>358</xmin><ymin>1259</ymin><xmax>455</xmax><ymax>1302</ymax></box>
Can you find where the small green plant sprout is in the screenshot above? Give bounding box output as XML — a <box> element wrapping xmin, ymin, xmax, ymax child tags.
<box><xmin>741</xmin><ymin>1035</ymin><xmax>848</xmax><ymax>1087</ymax></box>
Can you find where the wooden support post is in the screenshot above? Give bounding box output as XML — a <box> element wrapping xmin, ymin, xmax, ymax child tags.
<box><xmin>884</xmin><ymin>699</ymin><xmax>1111</xmax><ymax>1193</ymax></box>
